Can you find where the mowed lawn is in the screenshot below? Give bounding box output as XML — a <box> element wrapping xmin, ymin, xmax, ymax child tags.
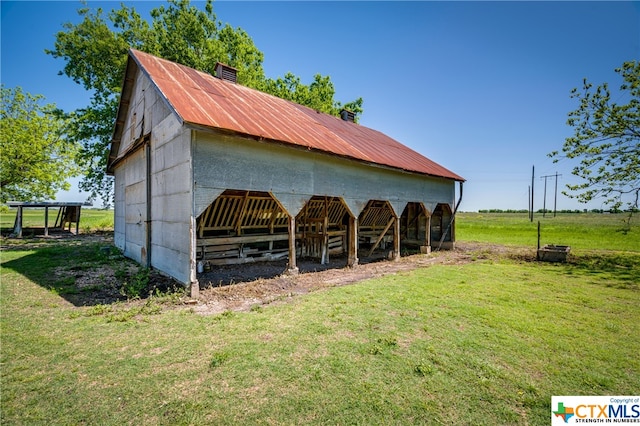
<box><xmin>0</xmin><ymin>208</ymin><xmax>114</xmax><ymax>234</ymax></box>
<box><xmin>1</xmin><ymin>212</ymin><xmax>639</xmax><ymax>425</ymax></box>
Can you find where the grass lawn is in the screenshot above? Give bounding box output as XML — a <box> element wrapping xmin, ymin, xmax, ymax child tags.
<box><xmin>1</xmin><ymin>213</ymin><xmax>639</xmax><ymax>425</ymax></box>
<box><xmin>0</xmin><ymin>208</ymin><xmax>114</xmax><ymax>235</ymax></box>
<box><xmin>457</xmin><ymin>212</ymin><xmax>639</xmax><ymax>251</ymax></box>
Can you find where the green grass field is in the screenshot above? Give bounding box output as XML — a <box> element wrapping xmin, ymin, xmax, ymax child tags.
<box><xmin>457</xmin><ymin>212</ymin><xmax>639</xmax><ymax>252</ymax></box>
<box><xmin>0</xmin><ymin>208</ymin><xmax>114</xmax><ymax>235</ymax></box>
<box><xmin>1</xmin><ymin>212</ymin><xmax>639</xmax><ymax>425</ymax></box>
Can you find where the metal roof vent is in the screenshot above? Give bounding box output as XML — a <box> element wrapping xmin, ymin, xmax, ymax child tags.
<box><xmin>215</xmin><ymin>62</ymin><xmax>237</xmax><ymax>83</ymax></box>
<box><xmin>340</xmin><ymin>109</ymin><xmax>355</xmax><ymax>122</ymax></box>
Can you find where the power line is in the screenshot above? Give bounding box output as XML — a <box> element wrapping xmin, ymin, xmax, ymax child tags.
<box><xmin>540</xmin><ymin>172</ymin><xmax>562</xmax><ymax>217</ymax></box>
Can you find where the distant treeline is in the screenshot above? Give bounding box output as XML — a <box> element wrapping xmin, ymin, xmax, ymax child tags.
<box><xmin>476</xmin><ymin>209</ymin><xmax>638</xmax><ymax>214</ymax></box>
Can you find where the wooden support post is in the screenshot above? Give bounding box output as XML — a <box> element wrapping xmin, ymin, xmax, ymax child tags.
<box><xmin>286</xmin><ymin>215</ymin><xmax>299</xmax><ymax>274</ymax></box>
<box><xmin>421</xmin><ymin>211</ymin><xmax>431</xmax><ymax>254</ymax></box>
<box><xmin>321</xmin><ymin>207</ymin><xmax>329</xmax><ymax>265</ymax></box>
<box><xmin>14</xmin><ymin>206</ymin><xmax>23</xmax><ymax>238</ymax></box>
<box><xmin>393</xmin><ymin>216</ymin><xmax>400</xmax><ymax>261</ymax></box>
<box><xmin>44</xmin><ymin>207</ymin><xmax>49</xmax><ymax>236</ymax></box>
<box><xmin>348</xmin><ymin>216</ymin><xmax>359</xmax><ymax>267</ymax></box>
<box><xmin>75</xmin><ymin>206</ymin><xmax>81</xmax><ymax>235</ymax></box>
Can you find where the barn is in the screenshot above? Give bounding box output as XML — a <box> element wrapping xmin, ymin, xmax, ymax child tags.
<box><xmin>107</xmin><ymin>49</ymin><xmax>464</xmax><ymax>297</ymax></box>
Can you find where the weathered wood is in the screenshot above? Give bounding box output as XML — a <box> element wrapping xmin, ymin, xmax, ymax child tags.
<box><xmin>14</xmin><ymin>206</ymin><xmax>22</xmax><ymax>238</ymax></box>
<box><xmin>348</xmin><ymin>216</ymin><xmax>358</xmax><ymax>267</ymax></box>
<box><xmin>44</xmin><ymin>207</ymin><xmax>49</xmax><ymax>237</ymax></box>
<box><xmin>235</xmin><ymin>191</ymin><xmax>250</xmax><ymax>234</ymax></box>
<box><xmin>367</xmin><ymin>216</ymin><xmax>395</xmax><ymax>257</ymax></box>
<box><xmin>322</xmin><ymin>210</ymin><xmax>329</xmax><ymax>264</ymax></box>
<box><xmin>199</xmin><ymin>243</ymin><xmax>241</xmax><ymax>252</ymax></box>
<box><xmin>207</xmin><ymin>250</ymin><xmax>289</xmax><ymax>265</ymax></box>
<box><xmin>287</xmin><ymin>215</ymin><xmax>298</xmax><ymax>273</ymax></box>
<box><xmin>197</xmin><ymin>233</ymin><xmax>289</xmax><ymax>246</ymax></box>
<box><xmin>202</xmin><ymin>250</ymin><xmax>240</xmax><ymax>260</ymax></box>
<box><xmin>393</xmin><ymin>214</ymin><xmax>400</xmax><ymax>261</ymax></box>
<box><xmin>9</xmin><ymin>202</ymin><xmax>83</xmax><ymax>237</ymax></box>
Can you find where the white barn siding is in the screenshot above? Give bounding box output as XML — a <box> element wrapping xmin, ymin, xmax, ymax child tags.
<box><xmin>121</xmin><ymin>149</ymin><xmax>147</xmax><ymax>264</ymax></box>
<box><xmin>192</xmin><ymin>131</ymin><xmax>454</xmax><ymax>218</ymax></box>
<box><xmin>112</xmin><ymin>71</ymin><xmax>155</xmax><ymax>264</ymax></box>
<box><xmin>112</xmin><ymin>69</ymin><xmax>194</xmax><ymax>283</ymax></box>
<box><xmin>149</xmin><ymin>114</ymin><xmax>192</xmax><ymax>284</ymax></box>
<box><xmin>113</xmin><ymin>170</ymin><xmax>126</xmax><ymax>251</ymax></box>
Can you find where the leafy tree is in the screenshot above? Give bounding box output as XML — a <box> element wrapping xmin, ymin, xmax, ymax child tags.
<box><xmin>0</xmin><ymin>86</ymin><xmax>79</xmax><ymax>203</ymax></box>
<box><xmin>47</xmin><ymin>0</ymin><xmax>363</xmax><ymax>204</ymax></box>
<box><xmin>550</xmin><ymin>61</ymin><xmax>640</xmax><ymax>222</ymax></box>
<box><xmin>263</xmin><ymin>73</ymin><xmax>363</xmax><ymax>117</ymax></box>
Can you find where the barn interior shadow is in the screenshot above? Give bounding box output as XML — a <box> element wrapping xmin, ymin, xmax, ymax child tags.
<box><xmin>197</xmin><ymin>251</ymin><xmax>387</xmax><ymax>289</ymax></box>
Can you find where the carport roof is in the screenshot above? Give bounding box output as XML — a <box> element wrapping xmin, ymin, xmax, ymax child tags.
<box><xmin>109</xmin><ymin>49</ymin><xmax>464</xmax><ymax>182</ymax></box>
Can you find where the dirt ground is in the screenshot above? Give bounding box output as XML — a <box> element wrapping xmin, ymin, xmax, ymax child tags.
<box><xmin>191</xmin><ymin>242</ymin><xmax>533</xmax><ymax>315</ymax></box>
<box><xmin>3</xmin><ymin>230</ymin><xmax>534</xmax><ymax>314</ymax></box>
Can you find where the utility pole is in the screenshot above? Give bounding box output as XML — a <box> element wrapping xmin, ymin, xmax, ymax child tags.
<box><xmin>541</xmin><ymin>173</ymin><xmax>562</xmax><ymax>218</ymax></box>
<box><xmin>530</xmin><ymin>165</ymin><xmax>535</xmax><ymax>222</ymax></box>
<box><xmin>541</xmin><ymin>175</ymin><xmax>549</xmax><ymax>217</ymax></box>
<box><xmin>553</xmin><ymin>172</ymin><xmax>561</xmax><ymax>217</ymax></box>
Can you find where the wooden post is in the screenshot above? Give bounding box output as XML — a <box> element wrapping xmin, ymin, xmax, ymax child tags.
<box><xmin>44</xmin><ymin>207</ymin><xmax>49</xmax><ymax>236</ymax></box>
<box><xmin>14</xmin><ymin>206</ymin><xmax>23</xmax><ymax>238</ymax></box>
<box><xmin>286</xmin><ymin>215</ymin><xmax>299</xmax><ymax>274</ymax></box>
<box><xmin>421</xmin><ymin>210</ymin><xmax>432</xmax><ymax>254</ymax></box>
<box><xmin>321</xmin><ymin>209</ymin><xmax>329</xmax><ymax>265</ymax></box>
<box><xmin>348</xmin><ymin>216</ymin><xmax>359</xmax><ymax>267</ymax></box>
<box><xmin>537</xmin><ymin>220</ymin><xmax>541</xmax><ymax>260</ymax></box>
<box><xmin>393</xmin><ymin>216</ymin><xmax>400</xmax><ymax>261</ymax></box>
<box><xmin>75</xmin><ymin>206</ymin><xmax>81</xmax><ymax>235</ymax></box>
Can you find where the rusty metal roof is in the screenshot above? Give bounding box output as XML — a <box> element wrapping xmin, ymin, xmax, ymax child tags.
<box><xmin>118</xmin><ymin>49</ymin><xmax>464</xmax><ymax>181</ymax></box>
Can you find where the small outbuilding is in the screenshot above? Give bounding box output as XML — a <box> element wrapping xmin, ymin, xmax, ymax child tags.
<box><xmin>107</xmin><ymin>49</ymin><xmax>464</xmax><ymax>296</ymax></box>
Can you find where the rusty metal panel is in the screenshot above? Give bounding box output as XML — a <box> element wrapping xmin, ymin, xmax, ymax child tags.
<box><xmin>130</xmin><ymin>49</ymin><xmax>464</xmax><ymax>182</ymax></box>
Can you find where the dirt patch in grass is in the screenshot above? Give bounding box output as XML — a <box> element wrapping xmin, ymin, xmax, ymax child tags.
<box><xmin>192</xmin><ymin>242</ymin><xmax>535</xmax><ymax>315</ymax></box>
<box><xmin>2</xmin><ymin>231</ymin><xmax>536</xmax><ymax>312</ymax></box>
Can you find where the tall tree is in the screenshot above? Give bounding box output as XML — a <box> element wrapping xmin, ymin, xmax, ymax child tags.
<box><xmin>47</xmin><ymin>0</ymin><xmax>363</xmax><ymax>205</ymax></box>
<box><xmin>550</xmin><ymin>61</ymin><xmax>640</xmax><ymax>221</ymax></box>
<box><xmin>0</xmin><ymin>86</ymin><xmax>79</xmax><ymax>203</ymax></box>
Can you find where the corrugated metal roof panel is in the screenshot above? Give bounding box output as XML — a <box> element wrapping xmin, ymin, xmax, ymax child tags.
<box><xmin>130</xmin><ymin>49</ymin><xmax>464</xmax><ymax>181</ymax></box>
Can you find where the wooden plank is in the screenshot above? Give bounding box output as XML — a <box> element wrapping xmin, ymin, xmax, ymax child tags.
<box><xmin>367</xmin><ymin>216</ymin><xmax>395</xmax><ymax>257</ymax></box>
<box><xmin>207</xmin><ymin>250</ymin><xmax>289</xmax><ymax>266</ymax></box>
<box><xmin>203</xmin><ymin>250</ymin><xmax>240</xmax><ymax>260</ymax></box>
<box><xmin>235</xmin><ymin>191</ymin><xmax>250</xmax><ymax>234</ymax></box>
<box><xmin>199</xmin><ymin>243</ymin><xmax>241</xmax><ymax>252</ymax></box>
<box><xmin>197</xmin><ymin>233</ymin><xmax>289</xmax><ymax>246</ymax></box>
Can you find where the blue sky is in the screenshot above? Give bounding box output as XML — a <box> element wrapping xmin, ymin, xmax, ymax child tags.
<box><xmin>2</xmin><ymin>1</ymin><xmax>639</xmax><ymax>211</ymax></box>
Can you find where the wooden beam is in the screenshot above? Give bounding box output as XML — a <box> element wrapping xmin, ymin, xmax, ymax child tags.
<box><xmin>287</xmin><ymin>215</ymin><xmax>298</xmax><ymax>274</ymax></box>
<box><xmin>13</xmin><ymin>206</ymin><xmax>23</xmax><ymax>238</ymax></box>
<box><xmin>43</xmin><ymin>207</ymin><xmax>49</xmax><ymax>237</ymax></box>
<box><xmin>321</xmin><ymin>197</ymin><xmax>329</xmax><ymax>264</ymax></box>
<box><xmin>235</xmin><ymin>191</ymin><xmax>250</xmax><ymax>235</ymax></box>
<box><xmin>367</xmin><ymin>216</ymin><xmax>395</xmax><ymax>257</ymax></box>
<box><xmin>348</xmin><ymin>216</ymin><xmax>358</xmax><ymax>267</ymax></box>
<box><xmin>197</xmin><ymin>233</ymin><xmax>289</xmax><ymax>246</ymax></box>
<box><xmin>393</xmin><ymin>215</ymin><xmax>401</xmax><ymax>261</ymax></box>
